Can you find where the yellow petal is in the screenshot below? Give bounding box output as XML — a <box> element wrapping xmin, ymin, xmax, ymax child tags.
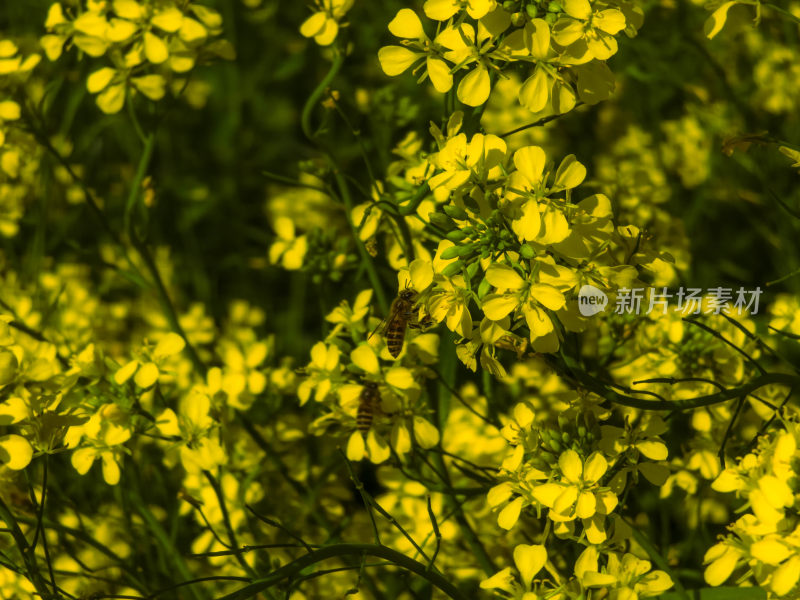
<box><xmin>554</xmin><ymin>154</ymin><xmax>586</xmax><ymax>189</ymax></box>
<box><xmin>385</xmin><ymin>366</ymin><xmax>415</xmax><ymax>389</ymax></box>
<box><xmin>576</xmin><ymin>490</ymin><xmax>597</xmax><ymax>518</ymax></box>
<box><xmin>74</xmin><ymin>12</ymin><xmax>109</xmax><ymax>37</ymax></box>
<box><xmin>750</xmin><ymin>538</ymin><xmax>791</xmax><ymax>565</ymax></box>
<box><xmin>594</xmin><ymin>9</ymin><xmax>626</xmax><ymax>34</ymax></box>
<box><xmin>0</xmin><ymin>434</ymin><xmax>33</xmax><ymax>470</ymax></box>
<box><xmin>73</xmin><ymin>34</ymin><xmax>109</xmax><ymax>57</ymax></box>
<box><xmin>179</xmin><ymin>18</ymin><xmax>208</xmax><ymax>44</ymax></box>
<box><xmin>635</xmin><ymin>439</ymin><xmax>668</xmax><ymax>461</ymax></box>
<box><xmin>351</xmin><ymin>344</ymin><xmax>380</xmax><ymax>375</ymax></box>
<box><xmin>427</xmin><ymin>56</ymin><xmax>453</xmax><ymax>93</ymax></box>
<box><xmin>772</xmin><ymin>556</ymin><xmax>800</xmax><ymax>596</ymax></box>
<box><xmin>314</xmin><ymin>20</ymin><xmax>339</xmax><ymax>46</ymax></box>
<box><xmin>513</xmin><ymin>544</ymin><xmax>547</xmax><ymax>588</ymax></box>
<box><xmin>514</xmin><ymin>146</ymin><xmax>546</xmax><ymax>186</ymax></box>
<box><xmin>134</xmin><ymin>362</ymin><xmax>159</xmax><ymax>388</ymax></box>
<box><xmin>409</xmin><ymin>258</ymin><xmax>434</xmax><ymax>290</ymax></box>
<box><xmin>346</xmin><ymin>430</ymin><xmax>366</xmax><ymax>461</ymax></box>
<box><xmin>498</xmin><ymin>496</ymin><xmax>523</xmax><ymax>529</ymax></box>
<box><xmin>519</xmin><ymin>68</ymin><xmax>549</xmax><ymax>112</ymax></box>
<box><xmin>300</xmin><ymin>11</ymin><xmax>324</xmax><ymax>37</ymax></box>
<box><xmin>531</xmin><ymin>284</ymin><xmax>565</xmax><ymax>311</ymax></box>
<box><xmin>574</xmin><ymin>545</ymin><xmax>599</xmax><ymax>579</ymax></box>
<box><xmin>424</xmin><ymin>0</ymin><xmax>460</xmax><ymax>21</ymax></box>
<box><xmin>366</xmin><ymin>429</ymin><xmax>391</xmax><ymax>463</ymax></box>
<box><xmin>378</xmin><ymin>46</ymin><xmax>421</xmax><ymax>76</ymax></box>
<box><xmin>389</xmin><ymin>8</ymin><xmax>425</xmax><ymax>38</ymax></box>
<box><xmin>488</xmin><ymin>482</ymin><xmax>513</xmax><ymax>507</ymax></box>
<box><xmin>529</xmin><ymin>18</ymin><xmax>551</xmax><ymax>59</ymax></box>
<box><xmin>704</xmin><ymin>1</ymin><xmax>736</xmax><ymax>39</ymax></box>
<box><xmin>486</xmin><ymin>264</ymin><xmax>525</xmax><ymax>289</ymax></box>
<box><xmin>391</xmin><ymin>421</ymin><xmax>412</xmax><ymax>455</ymax></box>
<box><xmin>552</xmin><ymin>18</ymin><xmax>584</xmax><ymax>47</ymax></box>
<box><xmin>413</xmin><ymin>417</ymin><xmax>440</xmax><ymax>449</ymax></box>
<box><xmin>71</xmin><ymin>447</ymin><xmax>97</xmax><ymax>475</ymax></box>
<box><xmin>144</xmin><ymin>31</ymin><xmax>169</xmax><ymax>64</ymax></box>
<box><xmin>152</xmin><ymin>7</ymin><xmax>184</xmax><ymax>32</ymax></box>
<box><xmin>106</xmin><ymin>17</ymin><xmax>137</xmax><ymax>42</ymax></box>
<box><xmin>564</xmin><ymin>0</ymin><xmax>592</xmax><ymax>18</ymax></box>
<box><xmin>114</xmin><ymin>359</ymin><xmax>139</xmax><ymax>385</ymax></box>
<box><xmin>457</xmin><ymin>65</ymin><xmax>491</xmax><ymax>107</ymax></box>
<box><xmin>703</xmin><ymin>545</ymin><xmax>739</xmax><ymax>586</ymax></box>
<box><xmin>97</xmin><ymin>82</ymin><xmax>126</xmax><ymax>114</ymax></box>
<box><xmin>113</xmin><ymin>0</ymin><xmax>144</xmax><ymax>20</ymax></box>
<box><xmin>559</xmin><ymin>449</ymin><xmax>583</xmax><ymax>482</ymax></box>
<box><xmin>156</xmin><ymin>408</ymin><xmax>181</xmax><ymax>437</ymax></box>
<box><xmin>45</xmin><ymin>3</ymin><xmax>67</xmax><ymax>28</ymax></box>
<box><xmin>87</xmin><ymin>67</ymin><xmax>117</xmax><ymax>93</ymax></box>
<box><xmin>132</xmin><ymin>75</ymin><xmax>166</xmax><ymax>100</ymax></box>
<box><xmin>482</xmin><ymin>295</ymin><xmax>518</xmax><ymax>321</ymax></box>
<box><xmin>40</xmin><ymin>35</ymin><xmax>65</xmax><ymax>61</ymax></box>
<box><xmin>190</xmin><ymin>5</ymin><xmax>223</xmax><ymax>29</ymax></box>
<box><xmin>101</xmin><ymin>452</ymin><xmax>121</xmax><ymax>485</ymax></box>
<box><xmin>154</xmin><ymin>332</ymin><xmax>186</xmax><ymax>359</ymax></box>
<box><xmin>583</xmin><ymin>452</ymin><xmax>608</xmax><ymax>483</ymax></box>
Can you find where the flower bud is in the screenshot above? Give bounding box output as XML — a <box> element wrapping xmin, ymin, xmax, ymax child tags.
<box><xmin>441</xmin><ymin>260</ymin><xmax>465</xmax><ymax>278</ymax></box>
<box><xmin>443</xmin><ymin>204</ymin><xmax>469</xmax><ymax>220</ymax></box>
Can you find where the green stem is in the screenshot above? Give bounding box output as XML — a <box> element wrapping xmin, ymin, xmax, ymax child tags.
<box><xmin>0</xmin><ymin>497</ymin><xmax>51</xmax><ymax>598</ymax></box>
<box><xmin>763</xmin><ymin>2</ymin><xmax>800</xmax><ymax>24</ymax></box>
<box><xmin>570</xmin><ymin>370</ymin><xmax>799</xmax><ymax>411</ymax></box>
<box><xmin>301</xmin><ymin>51</ymin><xmax>345</xmax><ymax>140</ymax></box>
<box><xmin>215</xmin><ymin>543</ymin><xmax>468</xmax><ymax>600</ymax></box>
<box><xmin>130</xmin><ymin>491</ymin><xmax>207</xmax><ymax>600</ymax></box>
<box><xmin>331</xmin><ymin>171</ymin><xmax>389</xmax><ymax>314</ymax></box>
<box><xmin>125</xmin><ymin>134</ymin><xmax>207</xmax><ymax>376</ymax></box>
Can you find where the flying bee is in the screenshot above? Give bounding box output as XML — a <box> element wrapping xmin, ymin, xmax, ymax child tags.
<box><xmin>370</xmin><ymin>288</ymin><xmax>429</xmax><ymax>358</ymax></box>
<box><xmin>356</xmin><ymin>381</ymin><xmax>380</xmax><ymax>438</ymax></box>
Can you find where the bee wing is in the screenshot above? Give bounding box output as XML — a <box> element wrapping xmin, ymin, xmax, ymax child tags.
<box><xmin>368</xmin><ymin>300</ymin><xmax>400</xmax><ymax>340</ymax></box>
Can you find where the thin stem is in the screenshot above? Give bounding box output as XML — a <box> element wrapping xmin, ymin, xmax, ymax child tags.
<box><xmin>215</xmin><ymin>543</ymin><xmax>468</xmax><ymax>600</ymax></box>
<box><xmin>301</xmin><ymin>51</ymin><xmax>345</xmax><ymax>140</ymax></box>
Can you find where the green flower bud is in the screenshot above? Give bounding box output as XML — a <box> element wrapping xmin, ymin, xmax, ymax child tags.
<box><xmin>441</xmin><ymin>245</ymin><xmax>462</xmax><ymax>260</ymax></box>
<box><xmin>466</xmin><ymin>261</ymin><xmax>480</xmax><ymax>279</ymax></box>
<box><xmin>548</xmin><ymin>1</ymin><xmax>562</xmax><ymax>12</ymax></box>
<box><xmin>446</xmin><ymin>229</ymin><xmax>469</xmax><ymax>242</ymax></box>
<box><xmin>441</xmin><ymin>260</ymin><xmax>465</xmax><ymax>278</ymax></box>
<box><xmin>430</xmin><ymin>212</ymin><xmax>456</xmax><ymax>231</ymax></box>
<box><xmin>477</xmin><ymin>276</ymin><xmax>492</xmax><ymax>299</ymax></box>
<box><xmin>520</xmin><ymin>243</ymin><xmax>535</xmax><ymax>259</ymax></box>
<box><xmin>526</xmin><ymin>4</ymin><xmax>538</xmax><ymax>17</ymax></box>
<box><xmin>443</xmin><ymin>204</ymin><xmax>469</xmax><ymax>220</ymax></box>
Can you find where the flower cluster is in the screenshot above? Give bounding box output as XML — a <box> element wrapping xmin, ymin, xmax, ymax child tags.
<box><xmin>378</xmin><ymin>0</ymin><xmax>643</xmax><ymax>110</ymax></box>
<box><xmin>41</xmin><ymin>0</ymin><xmax>234</xmax><ymax>113</ymax></box>
<box><xmin>705</xmin><ymin>416</ymin><xmax>800</xmax><ymax>596</ymax></box>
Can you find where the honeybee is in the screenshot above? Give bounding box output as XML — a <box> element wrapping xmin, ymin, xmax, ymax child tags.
<box><xmin>371</xmin><ymin>288</ymin><xmax>427</xmax><ymax>358</ymax></box>
<box><xmin>356</xmin><ymin>381</ymin><xmax>380</xmax><ymax>438</ymax></box>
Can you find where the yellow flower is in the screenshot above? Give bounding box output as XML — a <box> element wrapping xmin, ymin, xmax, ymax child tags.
<box><xmin>482</xmin><ymin>263</ymin><xmax>566</xmax><ymax>347</ymax></box>
<box><xmin>551</xmin><ymin>0</ymin><xmax>627</xmax><ymax>61</ymax></box>
<box><xmin>300</xmin><ymin>0</ymin><xmax>354</xmax><ymax>46</ymax></box>
<box><xmin>114</xmin><ymin>332</ymin><xmax>186</xmax><ymax>388</ymax></box>
<box><xmin>532</xmin><ymin>449</ymin><xmax>617</xmax><ymax>543</ymax></box>
<box><xmin>269</xmin><ymin>216</ymin><xmax>309</xmax><ymax>270</ymax></box>
<box><xmin>424</xmin><ymin>0</ymin><xmax>497</xmax><ymax>21</ymax></box>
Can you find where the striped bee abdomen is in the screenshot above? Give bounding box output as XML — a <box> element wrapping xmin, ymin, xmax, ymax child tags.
<box><xmin>357</xmin><ymin>382</ymin><xmax>379</xmax><ymax>438</ymax></box>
